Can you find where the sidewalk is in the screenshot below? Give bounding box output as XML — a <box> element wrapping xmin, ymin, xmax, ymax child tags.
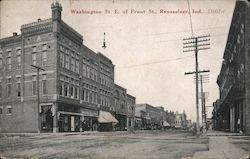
<box><xmin>193</xmin><ymin>130</ymin><xmax>249</xmax><ymax>159</ymax></box>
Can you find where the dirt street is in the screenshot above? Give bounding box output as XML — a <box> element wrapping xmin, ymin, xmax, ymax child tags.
<box><xmin>0</xmin><ymin>130</ymin><xmax>208</xmax><ymax>159</ymax></box>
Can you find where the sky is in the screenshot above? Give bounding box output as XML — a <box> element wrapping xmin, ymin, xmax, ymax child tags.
<box><xmin>0</xmin><ymin>0</ymin><xmax>236</xmax><ymax>122</ymax></box>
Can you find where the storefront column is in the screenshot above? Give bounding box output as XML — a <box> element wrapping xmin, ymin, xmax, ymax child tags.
<box><xmin>53</xmin><ymin>103</ymin><xmax>59</xmax><ymax>133</ymax></box>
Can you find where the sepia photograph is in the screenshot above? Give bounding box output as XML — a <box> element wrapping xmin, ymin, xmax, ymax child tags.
<box><xmin>0</xmin><ymin>0</ymin><xmax>249</xmax><ymax>158</ymax></box>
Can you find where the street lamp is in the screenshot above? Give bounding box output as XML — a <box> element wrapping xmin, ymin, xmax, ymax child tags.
<box><xmin>31</xmin><ymin>64</ymin><xmax>45</xmax><ymax>133</ymax></box>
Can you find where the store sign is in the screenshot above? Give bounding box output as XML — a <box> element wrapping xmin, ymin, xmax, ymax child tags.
<box><xmin>80</xmin><ymin>108</ymin><xmax>98</xmax><ymax>117</ymax></box>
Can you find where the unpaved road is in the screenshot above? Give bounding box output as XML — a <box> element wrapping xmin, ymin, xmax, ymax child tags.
<box><xmin>0</xmin><ymin>130</ymin><xmax>208</xmax><ymax>159</ymax></box>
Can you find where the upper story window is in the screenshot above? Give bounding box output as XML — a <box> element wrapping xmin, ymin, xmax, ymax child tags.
<box><xmin>0</xmin><ymin>106</ymin><xmax>3</xmax><ymax>114</ymax></box>
<box><xmin>6</xmin><ymin>78</ymin><xmax>12</xmax><ymax>98</ymax></box>
<box><xmin>16</xmin><ymin>77</ymin><xmax>21</xmax><ymax>97</ymax></box>
<box><xmin>32</xmin><ymin>75</ymin><xmax>37</xmax><ymax>96</ymax></box>
<box><xmin>32</xmin><ymin>46</ymin><xmax>37</xmax><ymax>52</ymax></box>
<box><xmin>16</xmin><ymin>49</ymin><xmax>21</xmax><ymax>70</ymax></box>
<box><xmin>0</xmin><ymin>51</ymin><xmax>2</xmax><ymax>68</ymax></box>
<box><xmin>42</xmin><ymin>75</ymin><xmax>47</xmax><ymax>95</ymax></box>
<box><xmin>0</xmin><ymin>82</ymin><xmax>2</xmax><ymax>99</ymax></box>
<box><xmin>60</xmin><ymin>45</ymin><xmax>64</xmax><ymax>52</ymax></box>
<box><xmin>7</xmin><ymin>51</ymin><xmax>12</xmax><ymax>57</ymax></box>
<box><xmin>7</xmin><ymin>57</ymin><xmax>11</xmax><ymax>70</ymax></box>
<box><xmin>7</xmin><ymin>106</ymin><xmax>12</xmax><ymax>115</ymax></box>
<box><xmin>42</xmin><ymin>51</ymin><xmax>47</xmax><ymax>66</ymax></box>
<box><xmin>60</xmin><ymin>52</ymin><xmax>64</xmax><ymax>67</ymax></box>
<box><xmin>42</xmin><ymin>44</ymin><xmax>47</xmax><ymax>51</ymax></box>
<box><xmin>65</xmin><ymin>54</ymin><xmax>69</xmax><ymax>69</ymax></box>
<box><xmin>32</xmin><ymin>53</ymin><xmax>36</xmax><ymax>65</ymax></box>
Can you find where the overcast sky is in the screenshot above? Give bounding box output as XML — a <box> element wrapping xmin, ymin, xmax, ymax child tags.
<box><xmin>0</xmin><ymin>0</ymin><xmax>236</xmax><ymax>122</ymax></box>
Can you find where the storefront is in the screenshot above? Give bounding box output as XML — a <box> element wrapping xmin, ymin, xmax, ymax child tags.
<box><xmin>98</xmin><ymin>111</ymin><xmax>118</xmax><ymax>131</ymax></box>
<box><xmin>58</xmin><ymin>111</ymin><xmax>82</xmax><ymax>132</ymax></box>
<box><xmin>40</xmin><ymin>104</ymin><xmax>54</xmax><ymax>132</ymax></box>
<box><xmin>114</xmin><ymin>114</ymin><xmax>127</xmax><ymax>131</ymax></box>
<box><xmin>80</xmin><ymin>108</ymin><xmax>98</xmax><ymax>132</ymax></box>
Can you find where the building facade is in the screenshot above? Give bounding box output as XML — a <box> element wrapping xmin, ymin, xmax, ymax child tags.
<box><xmin>113</xmin><ymin>84</ymin><xmax>136</xmax><ymax>131</ymax></box>
<box><xmin>135</xmin><ymin>104</ymin><xmax>163</xmax><ymax>130</ymax></box>
<box><xmin>216</xmin><ymin>0</ymin><xmax>250</xmax><ymax>134</ymax></box>
<box><xmin>0</xmin><ymin>2</ymin><xmax>120</xmax><ymax>133</ymax></box>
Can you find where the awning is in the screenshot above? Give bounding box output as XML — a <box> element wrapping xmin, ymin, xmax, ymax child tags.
<box><xmin>163</xmin><ymin>121</ymin><xmax>170</xmax><ymax>127</ymax></box>
<box><xmin>98</xmin><ymin>111</ymin><xmax>118</xmax><ymax>124</ymax></box>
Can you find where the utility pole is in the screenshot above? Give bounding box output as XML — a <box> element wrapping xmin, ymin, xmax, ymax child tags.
<box><xmin>200</xmin><ymin>74</ymin><xmax>206</xmax><ymax>133</ymax></box>
<box><xmin>31</xmin><ymin>64</ymin><xmax>45</xmax><ymax>133</ymax></box>
<box><xmin>183</xmin><ymin>35</ymin><xmax>210</xmax><ymax>135</ymax></box>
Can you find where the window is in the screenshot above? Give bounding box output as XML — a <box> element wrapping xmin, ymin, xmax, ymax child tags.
<box><xmin>59</xmin><ymin>82</ymin><xmax>63</xmax><ymax>95</ymax></box>
<box><xmin>60</xmin><ymin>52</ymin><xmax>64</xmax><ymax>67</ymax></box>
<box><xmin>0</xmin><ymin>51</ymin><xmax>2</xmax><ymax>68</ymax></box>
<box><xmin>94</xmin><ymin>93</ymin><xmax>97</xmax><ymax>104</ymax></box>
<box><xmin>16</xmin><ymin>77</ymin><xmax>21</xmax><ymax>97</ymax></box>
<box><xmin>65</xmin><ymin>54</ymin><xmax>69</xmax><ymax>69</ymax></box>
<box><xmin>75</xmin><ymin>60</ymin><xmax>79</xmax><ymax>73</ymax></box>
<box><xmin>7</xmin><ymin>106</ymin><xmax>12</xmax><ymax>114</ymax></box>
<box><xmin>7</xmin><ymin>57</ymin><xmax>11</xmax><ymax>70</ymax></box>
<box><xmin>0</xmin><ymin>106</ymin><xmax>3</xmax><ymax>114</ymax></box>
<box><xmin>71</xmin><ymin>54</ymin><xmax>75</xmax><ymax>72</ymax></box>
<box><xmin>0</xmin><ymin>82</ymin><xmax>2</xmax><ymax>98</ymax></box>
<box><xmin>17</xmin><ymin>55</ymin><xmax>21</xmax><ymax>69</ymax></box>
<box><xmin>42</xmin><ymin>44</ymin><xmax>47</xmax><ymax>51</ymax></box>
<box><xmin>75</xmin><ymin>87</ymin><xmax>78</xmax><ymax>99</ymax></box>
<box><xmin>7</xmin><ymin>78</ymin><xmax>11</xmax><ymax>98</ymax></box>
<box><xmin>86</xmin><ymin>90</ymin><xmax>89</xmax><ymax>102</ymax></box>
<box><xmin>70</xmin><ymin>86</ymin><xmax>74</xmax><ymax>98</ymax></box>
<box><xmin>32</xmin><ymin>76</ymin><xmax>37</xmax><ymax>96</ymax></box>
<box><xmin>94</xmin><ymin>70</ymin><xmax>97</xmax><ymax>81</ymax></box>
<box><xmin>32</xmin><ymin>53</ymin><xmax>36</xmax><ymax>65</ymax></box>
<box><xmin>42</xmin><ymin>52</ymin><xmax>47</xmax><ymax>66</ymax></box>
<box><xmin>82</xmin><ymin>64</ymin><xmax>87</xmax><ymax>76</ymax></box>
<box><xmin>42</xmin><ymin>75</ymin><xmax>47</xmax><ymax>95</ymax></box>
<box><xmin>82</xmin><ymin>89</ymin><xmax>85</xmax><ymax>101</ymax></box>
<box><xmin>64</xmin><ymin>83</ymin><xmax>68</xmax><ymax>97</ymax></box>
<box><xmin>90</xmin><ymin>69</ymin><xmax>93</xmax><ymax>79</ymax></box>
<box><xmin>60</xmin><ymin>45</ymin><xmax>64</xmax><ymax>52</ymax></box>
<box><xmin>32</xmin><ymin>46</ymin><xmax>37</xmax><ymax>52</ymax></box>
<box><xmin>86</xmin><ymin>66</ymin><xmax>90</xmax><ymax>78</ymax></box>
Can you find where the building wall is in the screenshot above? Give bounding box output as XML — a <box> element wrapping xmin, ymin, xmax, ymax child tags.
<box><xmin>217</xmin><ymin>0</ymin><xmax>250</xmax><ymax>134</ymax></box>
<box><xmin>244</xmin><ymin>0</ymin><xmax>250</xmax><ymax>134</ymax></box>
<box><xmin>0</xmin><ymin>2</ymin><xmax>116</xmax><ymax>133</ymax></box>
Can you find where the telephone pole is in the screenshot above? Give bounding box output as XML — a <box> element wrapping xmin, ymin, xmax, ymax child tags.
<box><xmin>183</xmin><ymin>35</ymin><xmax>210</xmax><ymax>135</ymax></box>
<box><xmin>31</xmin><ymin>64</ymin><xmax>45</xmax><ymax>133</ymax></box>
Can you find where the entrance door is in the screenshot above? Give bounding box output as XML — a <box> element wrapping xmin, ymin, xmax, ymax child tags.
<box><xmin>41</xmin><ymin>105</ymin><xmax>53</xmax><ymax>132</ymax></box>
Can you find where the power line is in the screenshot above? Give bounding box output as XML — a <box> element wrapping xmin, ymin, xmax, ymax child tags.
<box><xmin>187</xmin><ymin>0</ymin><xmax>194</xmax><ymax>37</ymax></box>
<box><xmin>155</xmin><ymin>33</ymin><xmax>227</xmax><ymax>43</ymax></box>
<box><xmin>116</xmin><ymin>55</ymin><xmax>194</xmax><ymax>69</ymax></box>
<box><xmin>146</xmin><ymin>26</ymin><xmax>227</xmax><ymax>37</ymax></box>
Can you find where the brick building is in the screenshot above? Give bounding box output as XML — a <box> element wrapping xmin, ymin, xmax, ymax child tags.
<box><xmin>113</xmin><ymin>84</ymin><xmax>136</xmax><ymax>131</ymax></box>
<box><xmin>0</xmin><ymin>2</ymin><xmax>119</xmax><ymax>133</ymax></box>
<box><xmin>135</xmin><ymin>104</ymin><xmax>163</xmax><ymax>130</ymax></box>
<box><xmin>216</xmin><ymin>0</ymin><xmax>250</xmax><ymax>134</ymax></box>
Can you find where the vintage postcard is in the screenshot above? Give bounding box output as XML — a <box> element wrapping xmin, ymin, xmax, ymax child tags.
<box><xmin>0</xmin><ymin>0</ymin><xmax>249</xmax><ymax>159</ymax></box>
